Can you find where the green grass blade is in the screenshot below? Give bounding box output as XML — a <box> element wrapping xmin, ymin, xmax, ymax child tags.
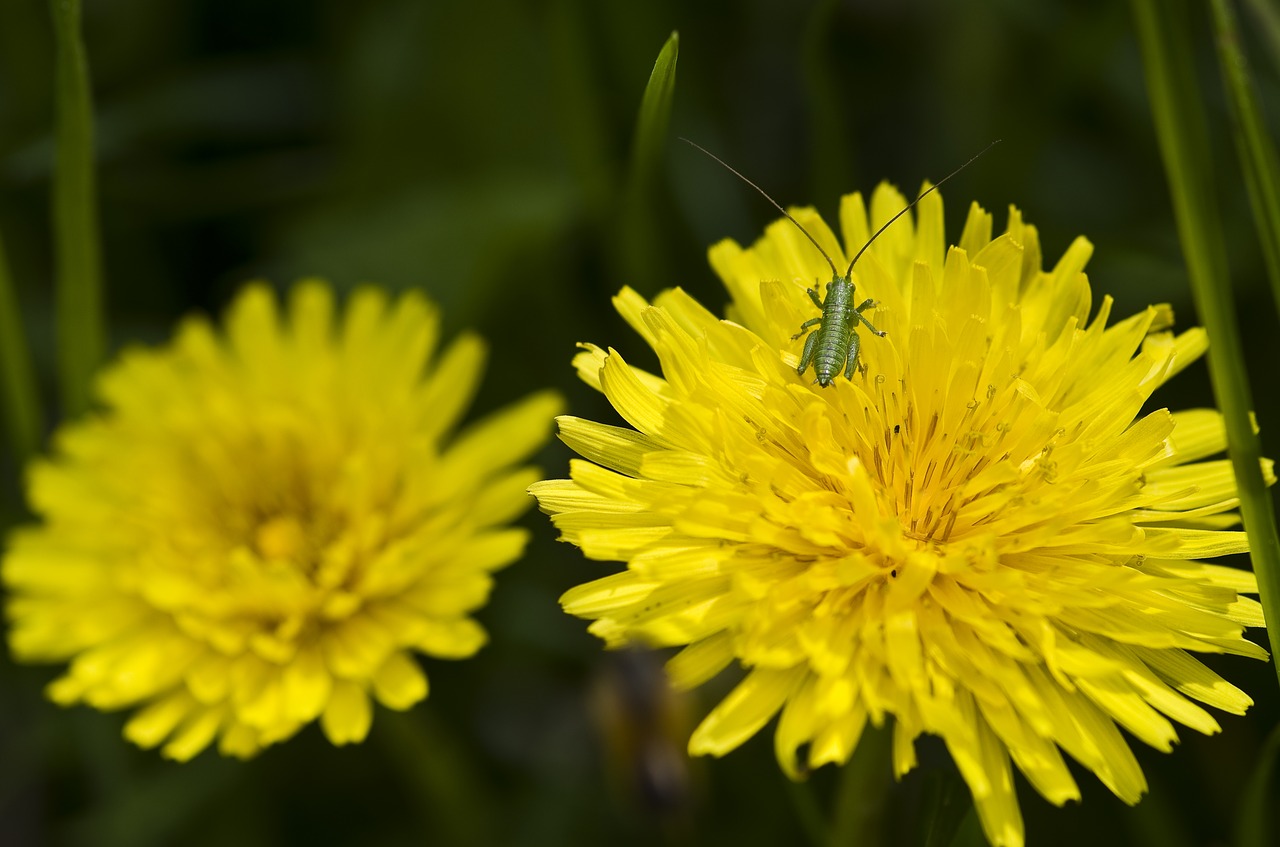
<box><xmin>1211</xmin><ymin>0</ymin><xmax>1280</xmax><ymax>323</ymax></box>
<box><xmin>50</xmin><ymin>0</ymin><xmax>105</xmax><ymax>417</ymax></box>
<box><xmin>620</xmin><ymin>31</ymin><xmax>678</xmax><ymax>288</ymax></box>
<box><xmin>1125</xmin><ymin>772</ymin><xmax>1196</xmax><ymax>847</ymax></box>
<box><xmin>827</xmin><ymin>722</ymin><xmax>891</xmax><ymax>847</ymax></box>
<box><xmin>1242</xmin><ymin>0</ymin><xmax>1280</xmax><ymax>77</ymax></box>
<box><xmin>1131</xmin><ymin>0</ymin><xmax>1280</xmax><ymax>686</ymax></box>
<box><xmin>916</xmin><ymin>769</ymin><xmax>972</xmax><ymax>847</ymax></box>
<box><xmin>376</xmin><ymin>710</ymin><xmax>497</xmax><ymax>845</ymax></box>
<box><xmin>0</xmin><ymin>229</ymin><xmax>41</xmax><ymax>463</ymax></box>
<box><xmin>784</xmin><ymin>777</ymin><xmax>829</xmax><ymax>847</ymax></box>
<box><xmin>1236</xmin><ymin>720</ymin><xmax>1280</xmax><ymax>847</ymax></box>
<box><xmin>945</xmin><ymin>809</ymin><xmax>984</xmax><ymax>847</ymax></box>
<box><xmin>802</xmin><ymin>0</ymin><xmax>855</xmax><ymax>200</ymax></box>
<box><xmin>628</xmin><ymin>31</ymin><xmax>678</xmax><ymax>191</ymax></box>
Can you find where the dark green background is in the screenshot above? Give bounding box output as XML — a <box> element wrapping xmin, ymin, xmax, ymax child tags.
<box><xmin>1</xmin><ymin>0</ymin><xmax>1277</xmax><ymax>845</ymax></box>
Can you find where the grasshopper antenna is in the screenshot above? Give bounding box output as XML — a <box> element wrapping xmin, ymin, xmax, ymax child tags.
<box><xmin>844</xmin><ymin>139</ymin><xmax>1001</xmax><ymax>277</ymax></box>
<box><xmin>680</xmin><ymin>137</ymin><xmax>841</xmax><ymax>279</ymax></box>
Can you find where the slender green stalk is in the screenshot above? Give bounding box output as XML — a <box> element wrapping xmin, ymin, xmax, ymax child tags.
<box><xmin>1125</xmin><ymin>771</ymin><xmax>1195</xmax><ymax>847</ymax></box>
<box><xmin>785</xmin><ymin>777</ymin><xmax>829</xmax><ymax>847</ymax></box>
<box><xmin>377</xmin><ymin>710</ymin><xmax>496</xmax><ymax>846</ymax></box>
<box><xmin>1130</xmin><ymin>0</ymin><xmax>1280</xmax><ymax>685</ymax></box>
<box><xmin>828</xmin><ymin>721</ymin><xmax>892</xmax><ymax>847</ymax></box>
<box><xmin>1211</xmin><ymin>0</ymin><xmax>1280</xmax><ymax>323</ymax></box>
<box><xmin>628</xmin><ymin>31</ymin><xmax>678</xmax><ymax>192</ymax></box>
<box><xmin>802</xmin><ymin>0</ymin><xmax>855</xmax><ymax>202</ymax></box>
<box><xmin>916</xmin><ymin>770</ymin><xmax>973</xmax><ymax>847</ymax></box>
<box><xmin>50</xmin><ymin>0</ymin><xmax>105</xmax><ymax>416</ymax></box>
<box><xmin>547</xmin><ymin>0</ymin><xmax>613</xmax><ymax>215</ymax></box>
<box><xmin>620</xmin><ymin>31</ymin><xmax>678</xmax><ymax>288</ymax></box>
<box><xmin>1241</xmin><ymin>0</ymin><xmax>1280</xmax><ymax>77</ymax></box>
<box><xmin>946</xmin><ymin>809</ymin><xmax>985</xmax><ymax>847</ymax></box>
<box><xmin>1236</xmin><ymin>720</ymin><xmax>1280</xmax><ymax>847</ymax></box>
<box><xmin>0</xmin><ymin>229</ymin><xmax>41</xmax><ymax>464</ymax></box>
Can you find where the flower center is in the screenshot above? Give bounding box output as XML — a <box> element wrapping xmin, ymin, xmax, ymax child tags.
<box><xmin>253</xmin><ymin>514</ymin><xmax>307</xmax><ymax>562</ymax></box>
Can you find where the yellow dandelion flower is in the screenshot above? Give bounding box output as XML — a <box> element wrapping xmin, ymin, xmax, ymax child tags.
<box><xmin>531</xmin><ymin>187</ymin><xmax>1270</xmax><ymax>847</ymax></box>
<box><xmin>4</xmin><ymin>281</ymin><xmax>560</xmax><ymax>760</ymax></box>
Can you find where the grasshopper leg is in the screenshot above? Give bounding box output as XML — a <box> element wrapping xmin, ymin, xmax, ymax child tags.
<box><xmin>798</xmin><ymin>329</ymin><xmax>820</xmax><ymax>375</ymax></box>
<box><xmin>844</xmin><ymin>330</ymin><xmax>862</xmax><ymax>380</ymax></box>
<box><xmin>807</xmin><ymin>286</ymin><xmax>825</xmax><ymax>310</ymax></box>
<box><xmin>856</xmin><ymin>311</ymin><xmax>887</xmax><ymax>337</ymax></box>
<box><xmin>791</xmin><ymin>316</ymin><xmax>822</xmax><ymax>341</ymax></box>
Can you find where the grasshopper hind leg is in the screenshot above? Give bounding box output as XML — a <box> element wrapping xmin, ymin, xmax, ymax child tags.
<box><xmin>844</xmin><ymin>330</ymin><xmax>862</xmax><ymax>379</ymax></box>
<box><xmin>798</xmin><ymin>329</ymin><xmax>820</xmax><ymax>375</ymax></box>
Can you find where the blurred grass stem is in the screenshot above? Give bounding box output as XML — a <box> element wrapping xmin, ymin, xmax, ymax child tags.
<box><xmin>620</xmin><ymin>31</ymin><xmax>678</xmax><ymax>288</ymax></box>
<box><xmin>827</xmin><ymin>722</ymin><xmax>891</xmax><ymax>847</ymax></box>
<box><xmin>0</xmin><ymin>229</ymin><xmax>41</xmax><ymax>463</ymax></box>
<box><xmin>1241</xmin><ymin>0</ymin><xmax>1280</xmax><ymax>76</ymax></box>
<box><xmin>50</xmin><ymin>0</ymin><xmax>105</xmax><ymax>416</ymax></box>
<box><xmin>1131</xmin><ymin>0</ymin><xmax>1280</xmax><ymax>685</ymax></box>
<box><xmin>1236</xmin><ymin>720</ymin><xmax>1280</xmax><ymax>847</ymax></box>
<box><xmin>1211</xmin><ymin>0</ymin><xmax>1280</xmax><ymax>324</ymax></box>
<box><xmin>785</xmin><ymin>774</ymin><xmax>828</xmax><ymax>847</ymax></box>
<box><xmin>377</xmin><ymin>710</ymin><xmax>496</xmax><ymax>846</ymax></box>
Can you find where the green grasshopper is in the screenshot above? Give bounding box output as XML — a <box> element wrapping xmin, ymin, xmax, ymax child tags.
<box><xmin>683</xmin><ymin>139</ymin><xmax>997</xmax><ymax>386</ymax></box>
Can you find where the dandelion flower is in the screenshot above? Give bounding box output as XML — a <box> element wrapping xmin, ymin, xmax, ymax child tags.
<box><xmin>531</xmin><ymin>187</ymin><xmax>1270</xmax><ymax>846</ymax></box>
<box><xmin>5</xmin><ymin>281</ymin><xmax>560</xmax><ymax>760</ymax></box>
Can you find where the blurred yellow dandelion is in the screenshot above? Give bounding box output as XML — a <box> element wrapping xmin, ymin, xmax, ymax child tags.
<box><xmin>531</xmin><ymin>187</ymin><xmax>1270</xmax><ymax>847</ymax></box>
<box><xmin>4</xmin><ymin>281</ymin><xmax>560</xmax><ymax>760</ymax></box>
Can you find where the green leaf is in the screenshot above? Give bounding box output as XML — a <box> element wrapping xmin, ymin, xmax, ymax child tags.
<box><xmin>1241</xmin><ymin>0</ymin><xmax>1280</xmax><ymax>78</ymax></box>
<box><xmin>0</xmin><ymin>228</ymin><xmax>41</xmax><ymax>464</ymax></box>
<box><xmin>1130</xmin><ymin>0</ymin><xmax>1280</xmax><ymax>687</ymax></box>
<box><xmin>1236</xmin><ymin>720</ymin><xmax>1280</xmax><ymax>847</ymax></box>
<box><xmin>628</xmin><ymin>30</ymin><xmax>679</xmax><ymax>191</ymax></box>
<box><xmin>1211</xmin><ymin>0</ymin><xmax>1280</xmax><ymax>326</ymax></box>
<box><xmin>620</xmin><ymin>31</ymin><xmax>678</xmax><ymax>289</ymax></box>
<box><xmin>50</xmin><ymin>0</ymin><xmax>106</xmax><ymax>416</ymax></box>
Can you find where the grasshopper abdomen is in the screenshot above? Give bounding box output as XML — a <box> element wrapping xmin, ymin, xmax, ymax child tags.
<box><xmin>812</xmin><ymin>278</ymin><xmax>854</xmax><ymax>386</ymax></box>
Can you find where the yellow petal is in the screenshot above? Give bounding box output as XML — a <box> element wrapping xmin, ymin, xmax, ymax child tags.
<box><xmin>321</xmin><ymin>679</ymin><xmax>372</xmax><ymax>745</ymax></box>
<box><xmin>688</xmin><ymin>666</ymin><xmax>805</xmax><ymax>757</ymax></box>
<box><xmin>372</xmin><ymin>652</ymin><xmax>429</xmax><ymax>710</ymax></box>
